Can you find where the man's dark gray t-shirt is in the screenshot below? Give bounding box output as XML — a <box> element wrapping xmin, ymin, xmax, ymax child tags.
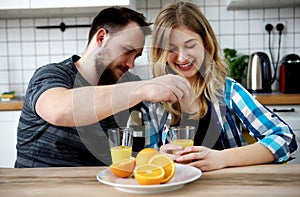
<box><xmin>15</xmin><ymin>55</ymin><xmax>140</xmax><ymax>167</ymax></box>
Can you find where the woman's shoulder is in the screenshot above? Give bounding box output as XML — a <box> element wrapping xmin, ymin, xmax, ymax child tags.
<box><xmin>224</xmin><ymin>77</ymin><xmax>255</xmax><ymax>107</ymax></box>
<box><xmin>224</xmin><ymin>77</ymin><xmax>237</xmax><ymax>101</ymax></box>
<box><xmin>225</xmin><ymin>77</ymin><xmax>242</xmax><ymax>89</ymax></box>
<box><xmin>225</xmin><ymin>77</ymin><xmax>250</xmax><ymax>95</ymax></box>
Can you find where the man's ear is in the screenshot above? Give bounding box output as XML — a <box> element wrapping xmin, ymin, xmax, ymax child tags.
<box><xmin>96</xmin><ymin>28</ymin><xmax>107</xmax><ymax>46</ymax></box>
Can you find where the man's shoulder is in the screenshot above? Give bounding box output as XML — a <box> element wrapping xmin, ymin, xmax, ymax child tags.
<box><xmin>37</xmin><ymin>56</ymin><xmax>77</xmax><ymax>71</ymax></box>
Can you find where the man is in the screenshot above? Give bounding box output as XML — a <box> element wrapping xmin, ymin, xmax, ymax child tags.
<box><xmin>15</xmin><ymin>6</ymin><xmax>190</xmax><ymax>167</ymax></box>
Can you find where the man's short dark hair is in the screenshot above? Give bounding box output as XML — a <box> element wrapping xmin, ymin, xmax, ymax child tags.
<box><xmin>88</xmin><ymin>6</ymin><xmax>152</xmax><ymax>44</ymax></box>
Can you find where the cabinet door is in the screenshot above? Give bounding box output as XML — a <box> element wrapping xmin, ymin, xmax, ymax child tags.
<box><xmin>0</xmin><ymin>111</ymin><xmax>21</xmax><ymax>168</ymax></box>
<box><xmin>266</xmin><ymin>105</ymin><xmax>300</xmax><ymax>130</ymax></box>
<box><xmin>266</xmin><ymin>105</ymin><xmax>300</xmax><ymax>164</ymax></box>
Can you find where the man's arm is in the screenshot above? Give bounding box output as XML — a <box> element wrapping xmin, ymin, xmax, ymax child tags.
<box><xmin>36</xmin><ymin>74</ymin><xmax>190</xmax><ymax>127</ymax></box>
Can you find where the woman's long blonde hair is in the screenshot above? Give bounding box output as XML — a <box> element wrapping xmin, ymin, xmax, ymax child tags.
<box><xmin>150</xmin><ymin>1</ymin><xmax>228</xmax><ymax>125</ymax></box>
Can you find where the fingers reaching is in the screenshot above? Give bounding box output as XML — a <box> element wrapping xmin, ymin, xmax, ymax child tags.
<box><xmin>144</xmin><ymin>74</ymin><xmax>191</xmax><ymax>103</ymax></box>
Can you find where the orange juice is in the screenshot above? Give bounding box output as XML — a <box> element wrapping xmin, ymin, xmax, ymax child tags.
<box><xmin>110</xmin><ymin>146</ymin><xmax>132</xmax><ymax>164</ymax></box>
<box><xmin>170</xmin><ymin>139</ymin><xmax>194</xmax><ymax>154</ymax></box>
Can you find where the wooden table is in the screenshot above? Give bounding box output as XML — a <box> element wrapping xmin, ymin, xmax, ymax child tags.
<box><xmin>0</xmin><ymin>164</ymin><xmax>299</xmax><ymax>196</ymax></box>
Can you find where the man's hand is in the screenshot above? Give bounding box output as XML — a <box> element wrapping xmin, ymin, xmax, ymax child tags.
<box><xmin>137</xmin><ymin>74</ymin><xmax>191</xmax><ymax>103</ymax></box>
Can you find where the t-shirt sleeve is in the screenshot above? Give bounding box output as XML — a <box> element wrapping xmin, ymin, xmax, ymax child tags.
<box><xmin>25</xmin><ymin>64</ymin><xmax>74</xmax><ymax>114</ymax></box>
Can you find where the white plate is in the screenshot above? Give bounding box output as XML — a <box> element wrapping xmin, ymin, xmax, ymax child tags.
<box><xmin>96</xmin><ymin>163</ymin><xmax>202</xmax><ymax>194</ymax></box>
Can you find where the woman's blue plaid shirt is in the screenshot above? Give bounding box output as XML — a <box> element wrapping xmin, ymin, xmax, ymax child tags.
<box><xmin>130</xmin><ymin>77</ymin><xmax>297</xmax><ymax>163</ymax></box>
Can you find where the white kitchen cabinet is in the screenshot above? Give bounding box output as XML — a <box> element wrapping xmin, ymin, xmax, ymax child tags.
<box><xmin>0</xmin><ymin>0</ymin><xmax>30</xmax><ymax>9</ymax></box>
<box><xmin>265</xmin><ymin>105</ymin><xmax>300</xmax><ymax>164</ymax></box>
<box><xmin>30</xmin><ymin>0</ymin><xmax>130</xmax><ymax>8</ymax></box>
<box><xmin>0</xmin><ymin>111</ymin><xmax>21</xmax><ymax>168</ymax></box>
<box><xmin>0</xmin><ymin>0</ymin><xmax>135</xmax><ymax>19</ymax></box>
<box><xmin>0</xmin><ymin>0</ymin><xmax>131</xmax><ymax>9</ymax></box>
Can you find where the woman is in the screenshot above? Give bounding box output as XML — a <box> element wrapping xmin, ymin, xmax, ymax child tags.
<box><xmin>141</xmin><ymin>1</ymin><xmax>297</xmax><ymax>172</ymax></box>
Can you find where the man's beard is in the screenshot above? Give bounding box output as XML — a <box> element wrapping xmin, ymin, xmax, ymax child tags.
<box><xmin>95</xmin><ymin>47</ymin><xmax>119</xmax><ymax>85</ymax></box>
<box><xmin>98</xmin><ymin>66</ymin><xmax>119</xmax><ymax>85</ymax></box>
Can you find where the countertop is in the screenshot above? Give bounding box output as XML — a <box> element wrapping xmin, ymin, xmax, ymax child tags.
<box><xmin>253</xmin><ymin>92</ymin><xmax>300</xmax><ymax>105</ymax></box>
<box><xmin>0</xmin><ymin>164</ymin><xmax>299</xmax><ymax>196</ymax></box>
<box><xmin>0</xmin><ymin>97</ymin><xmax>23</xmax><ymax>111</ymax></box>
<box><xmin>0</xmin><ymin>92</ymin><xmax>300</xmax><ymax>111</ymax></box>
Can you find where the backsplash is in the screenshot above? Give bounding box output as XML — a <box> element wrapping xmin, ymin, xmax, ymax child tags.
<box><xmin>0</xmin><ymin>0</ymin><xmax>299</xmax><ymax>96</ymax></box>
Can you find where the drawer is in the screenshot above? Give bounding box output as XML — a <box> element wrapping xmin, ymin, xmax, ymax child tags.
<box><xmin>265</xmin><ymin>105</ymin><xmax>300</xmax><ymax>130</ymax></box>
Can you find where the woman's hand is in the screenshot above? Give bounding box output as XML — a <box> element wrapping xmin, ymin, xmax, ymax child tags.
<box><xmin>175</xmin><ymin>146</ymin><xmax>227</xmax><ymax>171</ymax></box>
<box><xmin>159</xmin><ymin>143</ymin><xmax>183</xmax><ymax>161</ymax></box>
<box><xmin>160</xmin><ymin>145</ymin><xmax>227</xmax><ymax>172</ymax></box>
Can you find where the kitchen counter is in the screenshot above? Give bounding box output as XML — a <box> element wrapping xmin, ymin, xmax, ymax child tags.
<box><xmin>253</xmin><ymin>92</ymin><xmax>300</xmax><ymax>105</ymax></box>
<box><xmin>0</xmin><ymin>164</ymin><xmax>299</xmax><ymax>196</ymax></box>
<box><xmin>0</xmin><ymin>92</ymin><xmax>299</xmax><ymax>111</ymax></box>
<box><xmin>0</xmin><ymin>98</ymin><xmax>23</xmax><ymax>111</ymax></box>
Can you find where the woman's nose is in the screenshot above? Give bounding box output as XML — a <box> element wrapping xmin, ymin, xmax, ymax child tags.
<box><xmin>177</xmin><ymin>51</ymin><xmax>188</xmax><ymax>62</ymax></box>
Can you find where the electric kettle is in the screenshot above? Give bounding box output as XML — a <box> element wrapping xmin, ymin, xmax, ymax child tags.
<box><xmin>246</xmin><ymin>52</ymin><xmax>272</xmax><ymax>93</ymax></box>
<box><xmin>280</xmin><ymin>53</ymin><xmax>300</xmax><ymax>93</ymax></box>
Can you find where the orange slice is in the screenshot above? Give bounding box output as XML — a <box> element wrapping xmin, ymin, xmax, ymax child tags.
<box><xmin>134</xmin><ymin>164</ymin><xmax>165</xmax><ymax>185</ymax></box>
<box><xmin>109</xmin><ymin>157</ymin><xmax>135</xmax><ymax>178</ymax></box>
<box><xmin>148</xmin><ymin>153</ymin><xmax>176</xmax><ymax>183</ymax></box>
<box><xmin>135</xmin><ymin>148</ymin><xmax>160</xmax><ymax>166</ymax></box>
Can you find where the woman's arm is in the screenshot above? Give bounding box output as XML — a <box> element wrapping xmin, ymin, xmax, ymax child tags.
<box><xmin>225</xmin><ymin>78</ymin><xmax>297</xmax><ymax>163</ymax></box>
<box><xmin>173</xmin><ymin>143</ymin><xmax>274</xmax><ymax>171</ymax></box>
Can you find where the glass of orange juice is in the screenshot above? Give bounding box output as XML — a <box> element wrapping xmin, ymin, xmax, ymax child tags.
<box><xmin>108</xmin><ymin>127</ymin><xmax>133</xmax><ymax>164</ymax></box>
<box><xmin>169</xmin><ymin>126</ymin><xmax>195</xmax><ymax>154</ymax></box>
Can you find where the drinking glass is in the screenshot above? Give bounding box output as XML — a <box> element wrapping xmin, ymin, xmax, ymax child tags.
<box><xmin>169</xmin><ymin>126</ymin><xmax>195</xmax><ymax>153</ymax></box>
<box><xmin>108</xmin><ymin>127</ymin><xmax>133</xmax><ymax>164</ymax></box>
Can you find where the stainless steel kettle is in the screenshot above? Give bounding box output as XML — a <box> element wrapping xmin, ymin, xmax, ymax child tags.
<box><xmin>246</xmin><ymin>52</ymin><xmax>272</xmax><ymax>93</ymax></box>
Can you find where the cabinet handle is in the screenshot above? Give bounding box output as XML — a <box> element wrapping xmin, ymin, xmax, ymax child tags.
<box><xmin>273</xmin><ymin>108</ymin><xmax>295</xmax><ymax>113</ymax></box>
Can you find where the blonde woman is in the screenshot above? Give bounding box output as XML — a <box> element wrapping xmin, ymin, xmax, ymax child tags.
<box><xmin>140</xmin><ymin>1</ymin><xmax>297</xmax><ymax>171</ymax></box>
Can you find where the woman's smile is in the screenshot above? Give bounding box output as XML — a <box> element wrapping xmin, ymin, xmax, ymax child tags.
<box><xmin>175</xmin><ymin>61</ymin><xmax>194</xmax><ymax>71</ymax></box>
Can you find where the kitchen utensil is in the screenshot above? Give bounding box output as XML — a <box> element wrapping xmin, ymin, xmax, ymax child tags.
<box><xmin>279</xmin><ymin>54</ymin><xmax>300</xmax><ymax>93</ymax></box>
<box><xmin>246</xmin><ymin>52</ymin><xmax>272</xmax><ymax>93</ymax></box>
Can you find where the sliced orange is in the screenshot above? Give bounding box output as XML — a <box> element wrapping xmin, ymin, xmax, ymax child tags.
<box><xmin>135</xmin><ymin>148</ymin><xmax>160</xmax><ymax>166</ymax></box>
<box><xmin>148</xmin><ymin>153</ymin><xmax>176</xmax><ymax>183</ymax></box>
<box><xmin>109</xmin><ymin>157</ymin><xmax>136</xmax><ymax>178</ymax></box>
<box><xmin>134</xmin><ymin>164</ymin><xmax>165</xmax><ymax>185</ymax></box>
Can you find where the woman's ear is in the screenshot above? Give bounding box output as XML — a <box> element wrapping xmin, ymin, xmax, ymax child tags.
<box><xmin>96</xmin><ymin>28</ymin><xmax>107</xmax><ymax>46</ymax></box>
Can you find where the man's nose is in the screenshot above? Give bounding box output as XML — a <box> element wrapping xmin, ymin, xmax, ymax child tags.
<box><xmin>125</xmin><ymin>57</ymin><xmax>135</xmax><ymax>69</ymax></box>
